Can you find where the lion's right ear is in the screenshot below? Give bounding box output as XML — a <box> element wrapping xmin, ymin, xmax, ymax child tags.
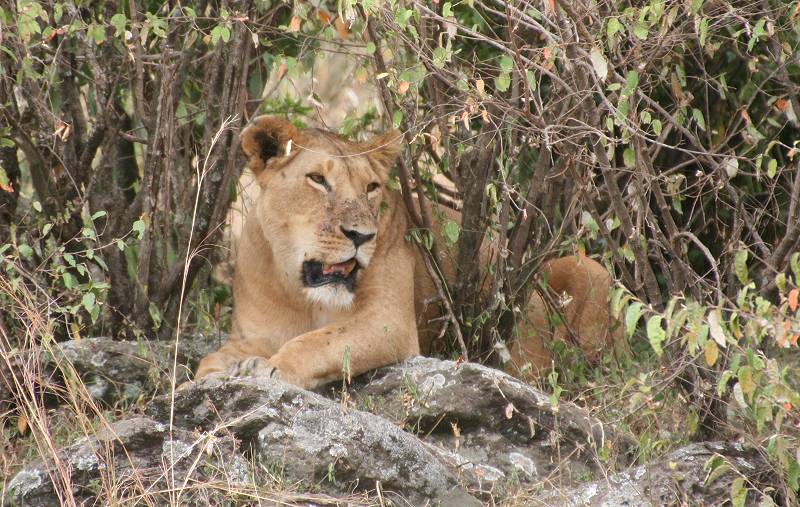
<box><xmin>240</xmin><ymin>116</ymin><xmax>301</xmax><ymax>174</ymax></box>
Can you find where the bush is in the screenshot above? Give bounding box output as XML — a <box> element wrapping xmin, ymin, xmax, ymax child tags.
<box><xmin>1</xmin><ymin>0</ymin><xmax>799</xmax><ymax>504</ymax></box>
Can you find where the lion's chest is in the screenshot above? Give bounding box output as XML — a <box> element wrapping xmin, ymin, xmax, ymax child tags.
<box><xmin>309</xmin><ymin>305</ymin><xmax>350</xmax><ymax>330</ymax></box>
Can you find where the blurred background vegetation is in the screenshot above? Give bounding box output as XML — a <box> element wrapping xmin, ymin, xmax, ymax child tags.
<box><xmin>1</xmin><ymin>0</ymin><xmax>800</xmax><ymax>503</ymax></box>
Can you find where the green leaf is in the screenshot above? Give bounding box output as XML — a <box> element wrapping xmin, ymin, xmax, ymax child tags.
<box><xmin>789</xmin><ymin>458</ymin><xmax>799</xmax><ymax>491</ymax></box>
<box><xmin>365</xmin><ymin>42</ymin><xmax>376</xmax><ymax>55</ymax></box>
<box><xmin>148</xmin><ymin>302</ymin><xmax>162</xmax><ymax>330</ymax></box>
<box><xmin>698</xmin><ymin>17</ymin><xmax>709</xmax><ymax>46</ymax></box>
<box><xmin>132</xmin><ymin>219</ymin><xmax>145</xmax><ymax>240</ymax></box>
<box><xmin>211</xmin><ymin>24</ymin><xmax>230</xmax><ymax>45</ymax></box>
<box><xmin>18</xmin><ymin>244</ymin><xmax>33</xmax><ymax>258</ymax></box>
<box><xmin>110</xmin><ymin>13</ymin><xmax>126</xmax><ymax>36</ymax></box>
<box><xmin>767</xmin><ymin>158</ymin><xmax>777</xmax><ymax>178</ymax></box>
<box><xmin>730</xmin><ymin>477</ymin><xmax>746</xmax><ymax>507</ymax></box>
<box><xmin>692</xmin><ymin>108</ymin><xmax>706</xmax><ymax>131</ymax></box>
<box><xmin>63</xmin><ymin>272</ymin><xmax>77</xmax><ymax>289</ymax></box>
<box><xmin>442</xmin><ymin>220</ymin><xmax>460</xmax><ymax>246</ymax></box>
<box><xmin>690</xmin><ymin>0</ymin><xmax>704</xmax><ymax>15</ymax></box>
<box><xmin>590</xmin><ymin>46</ymin><xmax>608</xmax><ymax>81</ymax></box>
<box><xmin>624</xmin><ymin>302</ymin><xmax>643</xmax><ymax>340</ymax></box>
<box><xmin>775</xmin><ymin>273</ymin><xmax>786</xmax><ymax>293</ymax></box>
<box><xmin>494</xmin><ymin>73</ymin><xmax>510</xmax><ymax>92</ymax></box>
<box><xmin>87</xmin><ymin>23</ymin><xmax>105</xmax><ymax>44</ymax></box>
<box><xmin>607</xmin><ymin>18</ymin><xmax>623</xmax><ymax>39</ymax></box>
<box><xmin>32</xmin><ymin>201</ymin><xmax>42</xmax><ymax>212</ymax></box>
<box><xmin>81</xmin><ymin>292</ymin><xmax>96</xmax><ymax>313</ymax></box>
<box><xmin>442</xmin><ymin>2</ymin><xmax>453</xmax><ymax>17</ymax></box>
<box><xmin>622</xmin><ymin>71</ymin><xmax>639</xmax><ymax>97</ymax></box>
<box><xmin>525</xmin><ymin>70</ymin><xmax>536</xmax><ymax>92</ymax></box>
<box><xmin>652</xmin><ymin>119</ymin><xmax>663</xmax><ymax>136</ymax></box>
<box><xmin>647</xmin><ymin>315</ymin><xmax>665</xmax><ymax>356</ymax></box>
<box><xmin>633</xmin><ymin>22</ymin><xmax>648</xmax><ymax>40</ymax></box>
<box><xmin>432</xmin><ymin>46</ymin><xmax>447</xmax><ymax>68</ymax></box>
<box><xmin>791</xmin><ymin>252</ymin><xmax>800</xmax><ymax>282</ymax></box>
<box><xmin>734</xmin><ymin>249</ymin><xmax>749</xmax><ymax>285</ymax></box>
<box><xmin>623</xmin><ymin>147</ymin><xmax>636</xmax><ymax>168</ymax></box>
<box><xmin>91</xmin><ymin>210</ymin><xmax>107</xmax><ymax>221</ymax></box>
<box><xmin>115</xmin><ymin>239</ymin><xmax>125</xmax><ymax>251</ymax></box>
<box><xmin>90</xmin><ymin>303</ymin><xmax>100</xmax><ymax>324</ymax></box>
<box><xmin>499</xmin><ymin>55</ymin><xmax>513</xmax><ymax>73</ymax></box>
<box><xmin>391</xmin><ymin>110</ymin><xmax>403</xmax><ymax>129</ymax></box>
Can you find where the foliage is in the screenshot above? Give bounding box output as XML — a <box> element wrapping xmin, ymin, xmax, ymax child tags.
<box><xmin>1</xmin><ymin>0</ymin><xmax>800</xmax><ymax>504</ymax></box>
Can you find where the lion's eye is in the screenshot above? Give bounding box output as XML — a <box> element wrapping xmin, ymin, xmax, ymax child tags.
<box><xmin>366</xmin><ymin>182</ymin><xmax>381</xmax><ymax>193</ymax></box>
<box><xmin>306</xmin><ymin>173</ymin><xmax>330</xmax><ymax>190</ymax></box>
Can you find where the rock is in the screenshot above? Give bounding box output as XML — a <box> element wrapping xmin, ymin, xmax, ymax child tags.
<box><xmin>6</xmin><ymin>417</ymin><xmax>249</xmax><ymax>507</ymax></box>
<box><xmin>147</xmin><ymin>375</ymin><xmax>480</xmax><ymax>506</ymax></box>
<box><xmin>9</xmin><ymin>355</ymin><xmax>776</xmax><ymax>506</ymax></box>
<box><xmin>43</xmin><ymin>335</ymin><xmax>219</xmax><ymax>403</ymax></box>
<box><xmin>330</xmin><ymin>356</ymin><xmax>636</xmax><ymax>495</ymax></box>
<box><xmin>533</xmin><ymin>441</ymin><xmax>777</xmax><ymax>506</ymax></box>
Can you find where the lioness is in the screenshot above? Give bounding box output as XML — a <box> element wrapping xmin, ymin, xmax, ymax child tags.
<box><xmin>195</xmin><ymin>116</ymin><xmax>619</xmax><ymax>387</ymax></box>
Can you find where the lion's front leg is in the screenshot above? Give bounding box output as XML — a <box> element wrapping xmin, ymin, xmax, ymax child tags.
<box><xmin>266</xmin><ymin>319</ymin><xmax>420</xmax><ymax>389</ymax></box>
<box><xmin>195</xmin><ymin>338</ymin><xmax>275</xmax><ymax>379</ymax></box>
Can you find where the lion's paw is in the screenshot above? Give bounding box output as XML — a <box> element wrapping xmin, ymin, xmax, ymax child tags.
<box><xmin>227</xmin><ymin>356</ymin><xmax>279</xmax><ymax>378</ymax></box>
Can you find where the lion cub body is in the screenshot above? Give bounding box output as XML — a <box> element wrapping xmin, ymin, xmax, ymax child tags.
<box><xmin>195</xmin><ymin>117</ymin><xmax>619</xmax><ymax>387</ymax></box>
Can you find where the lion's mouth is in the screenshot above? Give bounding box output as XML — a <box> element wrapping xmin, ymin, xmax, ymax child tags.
<box><xmin>302</xmin><ymin>259</ymin><xmax>360</xmax><ymax>291</ymax></box>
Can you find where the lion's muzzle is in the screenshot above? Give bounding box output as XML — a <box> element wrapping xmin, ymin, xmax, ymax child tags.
<box><xmin>302</xmin><ymin>259</ymin><xmax>360</xmax><ymax>292</ymax></box>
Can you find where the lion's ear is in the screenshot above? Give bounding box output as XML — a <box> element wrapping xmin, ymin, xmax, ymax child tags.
<box><xmin>360</xmin><ymin>129</ymin><xmax>402</xmax><ymax>176</ymax></box>
<box><xmin>240</xmin><ymin>116</ymin><xmax>301</xmax><ymax>174</ymax></box>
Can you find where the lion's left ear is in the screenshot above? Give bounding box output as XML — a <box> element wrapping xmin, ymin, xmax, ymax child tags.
<box><xmin>359</xmin><ymin>130</ymin><xmax>402</xmax><ymax>177</ymax></box>
<box><xmin>240</xmin><ymin>116</ymin><xmax>302</xmax><ymax>175</ymax></box>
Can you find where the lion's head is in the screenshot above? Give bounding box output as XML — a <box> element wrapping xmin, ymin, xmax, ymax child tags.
<box><xmin>239</xmin><ymin>116</ymin><xmax>401</xmax><ymax>309</ymax></box>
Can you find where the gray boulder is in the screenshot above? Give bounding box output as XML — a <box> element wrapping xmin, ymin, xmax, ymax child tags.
<box><xmin>7</xmin><ymin>347</ymin><xmax>779</xmax><ymax>506</ymax></box>
<box><xmin>43</xmin><ymin>335</ymin><xmax>219</xmax><ymax>403</ymax></box>
<box><xmin>6</xmin><ymin>416</ymin><xmax>250</xmax><ymax>507</ymax></box>
<box><xmin>332</xmin><ymin>356</ymin><xmax>635</xmax><ymax>495</ymax></box>
<box><xmin>146</xmin><ymin>375</ymin><xmax>479</xmax><ymax>506</ymax></box>
<box><xmin>532</xmin><ymin>441</ymin><xmax>777</xmax><ymax>506</ymax></box>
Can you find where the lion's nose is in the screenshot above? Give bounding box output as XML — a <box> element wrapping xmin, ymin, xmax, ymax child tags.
<box><xmin>340</xmin><ymin>226</ymin><xmax>375</xmax><ymax>248</ymax></box>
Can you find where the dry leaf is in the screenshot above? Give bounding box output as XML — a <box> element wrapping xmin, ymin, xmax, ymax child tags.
<box><xmin>334</xmin><ymin>18</ymin><xmax>349</xmax><ymax>40</ymax></box>
<box><xmin>475</xmin><ymin>78</ymin><xmax>485</xmax><ymax>95</ymax></box>
<box><xmin>788</xmin><ymin>288</ymin><xmax>798</xmax><ymax>311</ymax></box>
<box><xmin>704</xmin><ymin>339</ymin><xmax>719</xmax><ymax>366</ymax></box>
<box><xmin>397</xmin><ymin>81</ymin><xmax>410</xmax><ymax>95</ymax></box>
<box><xmin>54</xmin><ymin>121</ymin><xmax>71</xmax><ymax>141</ymax></box>
<box><xmin>776</xmin><ymin>98</ymin><xmax>790</xmax><ymax>112</ymax></box>
<box><xmin>708</xmin><ymin>310</ymin><xmax>727</xmax><ymax>348</ymax></box>
<box><xmin>450</xmin><ymin>421</ymin><xmax>461</xmax><ymax>438</ymax></box>
<box><xmin>318</xmin><ymin>9</ymin><xmax>331</xmax><ymax>24</ymax></box>
<box><xmin>741</xmin><ymin>110</ymin><xmax>751</xmax><ymax>125</ymax></box>
<box><xmin>481</xmin><ymin>109</ymin><xmax>489</xmax><ymax>123</ymax></box>
<box><xmin>461</xmin><ymin>110</ymin><xmax>470</xmax><ymax>130</ymax></box>
<box><xmin>670</xmin><ymin>73</ymin><xmax>683</xmax><ymax>101</ymax></box>
<box><xmin>289</xmin><ymin>16</ymin><xmax>301</xmax><ymax>33</ymax></box>
<box><xmin>505</xmin><ymin>402</ymin><xmax>514</xmax><ymax>419</ymax></box>
<box><xmin>17</xmin><ymin>414</ymin><xmax>28</xmax><ymax>435</ymax></box>
<box><xmin>0</xmin><ymin>181</ymin><xmax>12</xmax><ymax>193</ymax></box>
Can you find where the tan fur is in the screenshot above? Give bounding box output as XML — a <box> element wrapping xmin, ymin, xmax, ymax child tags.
<box><xmin>195</xmin><ymin>116</ymin><xmax>620</xmax><ymax>388</ymax></box>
